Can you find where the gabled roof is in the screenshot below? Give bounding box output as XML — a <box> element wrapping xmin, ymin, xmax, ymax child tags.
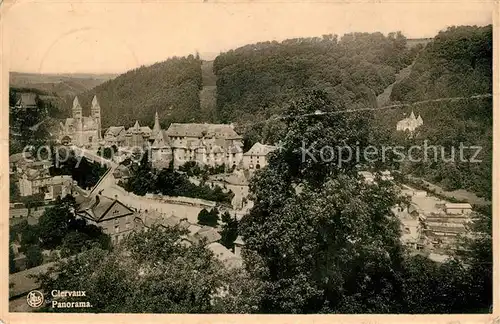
<box><xmin>243</xmin><ymin>142</ymin><xmax>277</xmax><ymax>156</ymax></box>
<box><xmin>166</xmin><ymin>123</ymin><xmax>242</xmax><ymax>139</ymax></box>
<box><xmin>195</xmin><ymin>227</ymin><xmax>221</xmax><ymax>244</ymax></box>
<box><xmin>163</xmin><ymin>215</ymin><xmax>182</xmax><ymax>227</ymax></box>
<box><xmin>105</xmin><ymin>126</ymin><xmax>125</xmax><ymax>137</ymax></box>
<box><xmin>77</xmin><ymin>195</ymin><xmax>134</xmax><ymax>222</ymax></box>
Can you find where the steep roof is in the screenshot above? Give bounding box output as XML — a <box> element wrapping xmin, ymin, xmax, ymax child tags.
<box><xmin>152</xmin><ymin>111</ymin><xmax>162</xmax><ymax>137</ymax></box>
<box><xmin>15</xmin><ymin>93</ymin><xmax>37</xmax><ymax>108</ymax></box>
<box><xmin>206</xmin><ymin>242</ymin><xmax>242</xmax><ymax>269</ymax></box>
<box><xmin>105</xmin><ymin>126</ymin><xmax>125</xmax><ymax>137</ymax></box>
<box><xmin>166</xmin><ymin>123</ymin><xmax>242</xmax><ymax>139</ymax></box>
<box><xmin>195</xmin><ymin>227</ymin><xmax>221</xmax><ymax>244</ymax></box>
<box><xmin>243</xmin><ymin>142</ymin><xmax>277</xmax><ymax>156</ymax></box>
<box><xmin>77</xmin><ymin>195</ymin><xmax>134</xmax><ymax>222</ymax></box>
<box><xmin>163</xmin><ymin>215</ymin><xmax>182</xmax><ymax>227</ymax></box>
<box><xmin>151</xmin><ymin>130</ymin><xmax>171</xmax><ymax>148</ymax></box>
<box><xmin>73</xmin><ymin>96</ymin><xmax>81</xmax><ymax>110</ymax></box>
<box><xmin>91</xmin><ymin>95</ymin><xmax>100</xmax><ymax>110</ymax></box>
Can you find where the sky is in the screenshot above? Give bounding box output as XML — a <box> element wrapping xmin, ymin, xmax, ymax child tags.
<box><xmin>2</xmin><ymin>1</ymin><xmax>495</xmax><ymax>74</ymax></box>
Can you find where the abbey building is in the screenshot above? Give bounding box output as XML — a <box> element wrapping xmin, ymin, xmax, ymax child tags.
<box><xmin>396</xmin><ymin>110</ymin><xmax>423</xmax><ymax>132</ymax></box>
<box><xmin>59</xmin><ymin>96</ymin><xmax>102</xmax><ymax>148</ymax></box>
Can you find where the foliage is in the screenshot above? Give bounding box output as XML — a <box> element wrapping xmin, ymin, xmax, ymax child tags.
<box><xmin>50</xmin><ymin>148</ymin><xmax>108</xmax><ymax>189</ymax></box>
<box><xmin>220</xmin><ymin>212</ymin><xmax>238</xmax><ymax>250</ymax></box>
<box><xmin>9</xmin><ymin>245</ymin><xmax>17</xmax><ymax>274</ymax></box>
<box><xmin>197</xmin><ymin>208</ymin><xmax>220</xmax><ymax>227</ymax></box>
<box><xmin>214</xmin><ymin>32</ymin><xmax>417</xmax><ymax>129</ymax></box>
<box><xmin>25</xmin><ymin>245</ymin><xmax>44</xmax><ymax>269</ymax></box>
<box><xmin>124</xmin><ymin>152</ymin><xmax>233</xmax><ymax>203</ymax></box>
<box><xmin>10</xmin><ymin>177</ymin><xmax>20</xmax><ymax>201</ymax></box>
<box><xmin>97</xmin><ymin>146</ymin><xmax>118</xmax><ymax>160</ymax></box>
<box><xmin>71</xmin><ymin>56</ymin><xmax>203</xmax><ymax>128</ymax></box>
<box><xmin>34</xmin><ymin>226</ymin><xmax>263</xmax><ymax>313</ymax></box>
<box><xmin>36</xmin><ymin>195</ymin><xmax>111</xmax><ymax>254</ymax></box>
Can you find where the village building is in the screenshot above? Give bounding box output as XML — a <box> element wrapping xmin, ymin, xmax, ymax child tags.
<box><xmin>59</xmin><ymin>96</ymin><xmax>102</xmax><ymax>148</ymax></box>
<box><xmin>103</xmin><ymin>126</ymin><xmax>126</xmax><ymax>148</ymax></box>
<box><xmin>18</xmin><ymin>173</ymin><xmax>73</xmax><ymax>201</ymax></box>
<box><xmin>76</xmin><ymin>193</ymin><xmax>137</xmax><ymax>244</ymax></box>
<box><xmin>242</xmin><ymin>142</ymin><xmax>277</xmax><ymax>170</ymax></box>
<box><xmin>124</xmin><ymin>121</ymin><xmax>152</xmax><ymax>148</ymax></box>
<box><xmin>206</xmin><ymin>242</ymin><xmax>243</xmax><ymax>269</ymax></box>
<box><xmin>396</xmin><ymin>110</ymin><xmax>423</xmax><ymax>132</ymax></box>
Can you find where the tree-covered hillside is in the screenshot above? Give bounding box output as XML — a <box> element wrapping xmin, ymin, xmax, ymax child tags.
<box><xmin>214</xmin><ymin>32</ymin><xmax>421</xmax><ymax>125</ymax></box>
<box><xmin>374</xmin><ymin>25</ymin><xmax>492</xmax><ymax>199</ymax></box>
<box><xmin>74</xmin><ymin>55</ymin><xmax>203</xmax><ymax>129</ymax></box>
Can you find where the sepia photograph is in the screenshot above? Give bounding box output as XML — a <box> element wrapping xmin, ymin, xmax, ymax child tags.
<box><xmin>2</xmin><ymin>0</ymin><xmax>497</xmax><ymax>320</ymax></box>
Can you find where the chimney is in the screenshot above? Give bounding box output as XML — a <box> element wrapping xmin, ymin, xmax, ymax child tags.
<box><xmin>92</xmin><ymin>195</ymin><xmax>100</xmax><ymax>210</ymax></box>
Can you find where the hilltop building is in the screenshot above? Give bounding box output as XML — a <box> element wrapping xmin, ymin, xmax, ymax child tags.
<box><xmin>60</xmin><ymin>96</ymin><xmax>102</xmax><ymax>148</ymax></box>
<box><xmin>396</xmin><ymin>110</ymin><xmax>423</xmax><ymax>132</ymax></box>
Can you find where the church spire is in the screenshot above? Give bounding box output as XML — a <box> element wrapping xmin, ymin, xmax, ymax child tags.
<box><xmin>409</xmin><ymin>110</ymin><xmax>416</xmax><ymax>120</ymax></box>
<box><xmin>152</xmin><ymin>110</ymin><xmax>162</xmax><ymax>137</ymax></box>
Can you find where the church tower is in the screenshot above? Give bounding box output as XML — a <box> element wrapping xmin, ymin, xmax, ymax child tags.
<box><xmin>72</xmin><ymin>96</ymin><xmax>83</xmax><ymax>145</ymax></box>
<box><xmin>91</xmin><ymin>95</ymin><xmax>102</xmax><ymax>139</ymax></box>
<box><xmin>72</xmin><ymin>96</ymin><xmax>83</xmax><ymax>129</ymax></box>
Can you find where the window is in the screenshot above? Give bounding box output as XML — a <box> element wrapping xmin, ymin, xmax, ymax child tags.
<box><xmin>89</xmin><ymin>136</ymin><xmax>93</xmax><ymax>143</ymax></box>
<box><xmin>115</xmin><ymin>225</ymin><xmax>120</xmax><ymax>233</ymax></box>
<box><xmin>126</xmin><ymin>223</ymin><xmax>131</xmax><ymax>230</ymax></box>
<box><xmin>114</xmin><ymin>218</ymin><xmax>120</xmax><ymax>224</ymax></box>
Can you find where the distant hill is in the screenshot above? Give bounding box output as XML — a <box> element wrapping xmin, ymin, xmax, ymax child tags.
<box><xmin>74</xmin><ymin>55</ymin><xmax>203</xmax><ymax>129</ymax></box>
<box><xmin>10</xmin><ymin>72</ymin><xmax>116</xmax><ymax>99</ymax></box>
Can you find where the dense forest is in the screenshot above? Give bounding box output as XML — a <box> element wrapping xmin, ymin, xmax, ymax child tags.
<box><xmin>213</xmin><ymin>32</ymin><xmax>422</xmax><ymax>137</ymax></box>
<box><xmin>73</xmin><ymin>55</ymin><xmax>203</xmax><ymax>129</ymax></box>
<box><xmin>373</xmin><ymin>25</ymin><xmax>492</xmax><ymax>199</ymax></box>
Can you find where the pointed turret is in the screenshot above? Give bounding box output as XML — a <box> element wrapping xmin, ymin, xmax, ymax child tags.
<box><xmin>133</xmin><ymin>120</ymin><xmax>140</xmax><ymax>131</ymax></box>
<box><xmin>409</xmin><ymin>110</ymin><xmax>416</xmax><ymax>120</ymax></box>
<box><xmin>152</xmin><ymin>110</ymin><xmax>162</xmax><ymax>138</ymax></box>
<box><xmin>416</xmin><ymin>115</ymin><xmax>423</xmax><ymax>127</ymax></box>
<box><xmin>73</xmin><ymin>96</ymin><xmax>81</xmax><ymax>109</ymax></box>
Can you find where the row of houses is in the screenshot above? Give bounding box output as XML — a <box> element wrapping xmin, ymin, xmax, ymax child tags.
<box><xmin>395</xmin><ymin>186</ymin><xmax>473</xmax><ymax>255</ymax></box>
<box><xmin>10</xmin><ymin>152</ymin><xmax>74</xmax><ymax>201</ymax></box>
<box><xmin>358</xmin><ymin>171</ymin><xmax>474</xmax><ymax>257</ymax></box>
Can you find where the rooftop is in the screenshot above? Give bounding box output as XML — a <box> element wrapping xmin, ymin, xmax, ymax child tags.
<box><xmin>166</xmin><ymin>123</ymin><xmax>242</xmax><ymax>140</ymax></box>
<box><xmin>243</xmin><ymin>142</ymin><xmax>277</xmax><ymax>156</ymax></box>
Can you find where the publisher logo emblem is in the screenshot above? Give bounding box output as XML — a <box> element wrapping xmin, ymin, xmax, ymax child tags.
<box><xmin>27</xmin><ymin>290</ymin><xmax>44</xmax><ymax>308</ymax></box>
